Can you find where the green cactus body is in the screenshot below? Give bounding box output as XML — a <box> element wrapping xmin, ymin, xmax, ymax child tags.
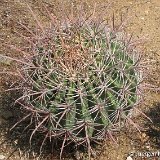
<box><xmin>22</xmin><ymin>20</ymin><xmax>140</xmax><ymax>145</ymax></box>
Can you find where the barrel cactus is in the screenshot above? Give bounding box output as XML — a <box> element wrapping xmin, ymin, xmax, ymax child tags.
<box><xmin>10</xmin><ymin>6</ymin><xmax>143</xmax><ymax>159</ymax></box>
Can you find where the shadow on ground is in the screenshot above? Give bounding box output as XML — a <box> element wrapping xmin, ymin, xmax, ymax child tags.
<box><xmin>0</xmin><ymin>89</ymin><xmax>55</xmax><ymax>159</ymax></box>
<box><xmin>145</xmin><ymin>103</ymin><xmax>160</xmax><ymax>149</ymax></box>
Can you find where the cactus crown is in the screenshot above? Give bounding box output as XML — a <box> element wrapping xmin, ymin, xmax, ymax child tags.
<box><xmin>27</xmin><ymin>21</ymin><xmax>140</xmax><ymax>141</ymax></box>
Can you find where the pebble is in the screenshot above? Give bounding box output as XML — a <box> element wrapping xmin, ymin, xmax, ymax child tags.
<box><xmin>126</xmin><ymin>156</ymin><xmax>133</xmax><ymax>160</ymax></box>
<box><xmin>0</xmin><ymin>155</ymin><xmax>5</xmax><ymax>160</ymax></box>
<box><xmin>0</xmin><ymin>56</ymin><xmax>12</xmax><ymax>66</ymax></box>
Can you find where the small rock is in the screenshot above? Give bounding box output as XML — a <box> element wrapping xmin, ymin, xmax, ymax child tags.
<box><xmin>0</xmin><ymin>56</ymin><xmax>12</xmax><ymax>66</ymax></box>
<box><xmin>145</xmin><ymin>10</ymin><xmax>149</xmax><ymax>14</ymax></box>
<box><xmin>140</xmin><ymin>17</ymin><xmax>145</xmax><ymax>20</ymax></box>
<box><xmin>0</xmin><ymin>154</ymin><xmax>5</xmax><ymax>160</ymax></box>
<box><xmin>75</xmin><ymin>151</ymin><xmax>81</xmax><ymax>160</ymax></box>
<box><xmin>74</xmin><ymin>151</ymin><xmax>83</xmax><ymax>160</ymax></box>
<box><xmin>126</xmin><ymin>156</ymin><xmax>133</xmax><ymax>160</ymax></box>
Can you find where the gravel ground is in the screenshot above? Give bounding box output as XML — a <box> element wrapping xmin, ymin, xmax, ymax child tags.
<box><xmin>0</xmin><ymin>0</ymin><xmax>160</xmax><ymax>159</ymax></box>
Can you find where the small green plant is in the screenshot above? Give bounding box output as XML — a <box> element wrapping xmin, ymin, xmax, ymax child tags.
<box><xmin>3</xmin><ymin>4</ymin><xmax>147</xmax><ymax>159</ymax></box>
